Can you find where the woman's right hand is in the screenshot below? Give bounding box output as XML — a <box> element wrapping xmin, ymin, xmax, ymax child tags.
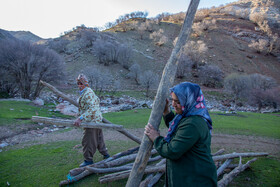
<box><xmin>163</xmin><ymin>98</ymin><xmax>170</xmax><ymax>116</ymax></box>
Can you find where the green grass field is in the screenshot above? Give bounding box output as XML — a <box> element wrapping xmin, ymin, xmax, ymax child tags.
<box><xmin>0</xmin><ymin>100</ymin><xmax>279</xmax><ymax>186</ymax></box>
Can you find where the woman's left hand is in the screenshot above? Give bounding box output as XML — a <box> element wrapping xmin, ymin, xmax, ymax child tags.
<box><xmin>144</xmin><ymin>123</ymin><xmax>160</xmax><ymax>142</ymax></box>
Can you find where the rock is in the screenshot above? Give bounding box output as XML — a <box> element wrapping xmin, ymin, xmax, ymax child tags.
<box><xmin>33</xmin><ymin>98</ymin><xmax>44</xmax><ymax>106</ymax></box>
<box><xmin>0</xmin><ymin>142</ymin><xmax>9</xmax><ymax>148</ymax></box>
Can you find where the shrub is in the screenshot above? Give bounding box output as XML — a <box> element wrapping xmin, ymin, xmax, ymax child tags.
<box><xmin>176</xmin><ymin>54</ymin><xmax>193</xmax><ymax>79</ymax></box>
<box><xmin>249</xmin><ymin>87</ymin><xmax>280</xmax><ymax>111</ymax></box>
<box><xmin>248</xmin><ymin>39</ymin><xmax>269</xmax><ymax>53</ymax></box>
<box><xmin>199</xmin><ymin>65</ymin><xmax>224</xmax><ymax>88</ymax></box>
<box><xmin>150</xmin><ymin>29</ymin><xmax>168</xmax><ymax>46</ymax></box>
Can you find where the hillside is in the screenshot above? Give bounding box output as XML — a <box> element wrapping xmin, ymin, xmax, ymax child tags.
<box><xmin>3</xmin><ymin>0</ymin><xmax>280</xmax><ymax>93</ymax></box>
<box><xmin>10</xmin><ymin>31</ymin><xmax>44</xmax><ymax>43</ymax></box>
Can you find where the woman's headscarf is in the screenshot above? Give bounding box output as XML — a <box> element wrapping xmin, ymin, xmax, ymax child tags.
<box><xmin>76</xmin><ymin>74</ymin><xmax>89</xmax><ymax>87</ymax></box>
<box><xmin>164</xmin><ymin>82</ymin><xmax>212</xmax><ymax>143</ymax></box>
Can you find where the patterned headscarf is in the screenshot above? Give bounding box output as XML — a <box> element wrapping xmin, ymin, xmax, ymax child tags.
<box><xmin>76</xmin><ymin>74</ymin><xmax>89</xmax><ymax>87</ymax></box>
<box><xmin>164</xmin><ymin>82</ymin><xmax>212</xmax><ymax>143</ymax></box>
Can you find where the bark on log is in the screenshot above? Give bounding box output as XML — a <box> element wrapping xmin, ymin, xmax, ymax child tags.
<box><xmin>218</xmin><ymin>158</ymin><xmax>257</xmax><ymax>187</ymax></box>
<box><xmin>40</xmin><ymin>80</ymin><xmax>79</xmax><ymax>107</ymax></box>
<box><xmin>217</xmin><ymin>159</ymin><xmax>233</xmax><ymax>177</ymax></box>
<box><xmin>69</xmin><ymin>146</ymin><xmax>139</xmax><ymax>176</ymax></box>
<box><xmin>86</xmin><ymin>155</ymin><xmax>161</xmax><ymax>174</ymax></box>
<box><xmin>32</xmin><ymin>116</ymin><xmax>141</xmax><ymax>144</ymax></box>
<box><xmin>140</xmin><ymin>174</ymin><xmax>153</xmax><ymax>187</ymax></box>
<box><xmin>212</xmin><ymin>148</ymin><xmax>225</xmax><ymax>156</ymax></box>
<box><xmin>99</xmin><ymin>165</ymin><xmax>166</xmax><ymax>184</ymax></box>
<box><xmin>213</xmin><ymin>152</ymin><xmax>268</xmax><ymax>161</ymax></box>
<box><xmin>126</xmin><ymin>1</ymin><xmax>201</xmax><ymax>186</ymax></box>
<box><xmin>147</xmin><ymin>172</ymin><xmax>164</xmax><ymax>187</ymax></box>
<box><xmin>102</xmin><ymin>149</ymin><xmax>158</xmax><ymax>168</ymax></box>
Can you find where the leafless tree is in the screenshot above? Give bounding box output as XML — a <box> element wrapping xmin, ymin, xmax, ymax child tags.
<box><xmin>0</xmin><ymin>39</ymin><xmax>65</xmax><ymax>99</ymax></box>
<box><xmin>127</xmin><ymin>63</ymin><xmax>141</xmax><ymax>85</ymax></box>
<box><xmin>199</xmin><ymin>64</ymin><xmax>224</xmax><ymax>88</ymax></box>
<box><xmin>140</xmin><ymin>70</ymin><xmax>160</xmax><ymax>97</ymax></box>
<box><xmin>182</xmin><ymin>40</ymin><xmax>208</xmax><ymax>68</ymax></box>
<box><xmin>176</xmin><ymin>54</ymin><xmax>193</xmax><ymax>79</ymax></box>
<box><xmin>84</xmin><ymin>67</ymin><xmax>112</xmax><ymax>95</ymax></box>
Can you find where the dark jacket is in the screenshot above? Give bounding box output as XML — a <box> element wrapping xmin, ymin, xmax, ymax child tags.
<box><xmin>154</xmin><ymin>112</ymin><xmax>217</xmax><ymax>187</ymax></box>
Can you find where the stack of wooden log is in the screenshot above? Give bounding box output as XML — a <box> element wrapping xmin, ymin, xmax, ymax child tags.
<box><xmin>58</xmin><ymin>146</ymin><xmax>268</xmax><ymax>186</ymax></box>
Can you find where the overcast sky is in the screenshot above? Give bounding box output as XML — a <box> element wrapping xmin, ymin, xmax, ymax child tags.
<box><xmin>0</xmin><ymin>0</ymin><xmax>237</xmax><ymax>39</ymax></box>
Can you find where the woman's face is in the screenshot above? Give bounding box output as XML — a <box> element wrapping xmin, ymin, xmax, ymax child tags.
<box><xmin>171</xmin><ymin>92</ymin><xmax>183</xmax><ymax>114</ymax></box>
<box><xmin>77</xmin><ymin>82</ymin><xmax>86</xmax><ymax>91</ymax></box>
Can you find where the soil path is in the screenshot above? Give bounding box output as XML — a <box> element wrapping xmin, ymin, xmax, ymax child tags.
<box><xmin>2</xmin><ymin>128</ymin><xmax>280</xmax><ymax>159</ymax></box>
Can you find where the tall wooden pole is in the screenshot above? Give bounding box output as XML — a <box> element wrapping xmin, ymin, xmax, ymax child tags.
<box><xmin>126</xmin><ymin>0</ymin><xmax>200</xmax><ymax>186</ymax></box>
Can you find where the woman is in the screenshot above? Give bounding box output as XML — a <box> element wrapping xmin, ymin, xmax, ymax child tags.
<box><xmin>145</xmin><ymin>82</ymin><xmax>217</xmax><ymax>187</ymax></box>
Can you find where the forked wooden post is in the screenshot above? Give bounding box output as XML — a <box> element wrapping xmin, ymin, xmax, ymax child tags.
<box><xmin>126</xmin><ymin>0</ymin><xmax>201</xmax><ymax>186</ymax></box>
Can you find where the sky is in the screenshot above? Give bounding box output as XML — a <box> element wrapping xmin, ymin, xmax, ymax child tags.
<box><xmin>0</xmin><ymin>0</ymin><xmax>237</xmax><ymax>39</ymax></box>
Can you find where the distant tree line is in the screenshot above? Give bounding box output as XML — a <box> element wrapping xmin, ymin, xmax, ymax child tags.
<box><xmin>0</xmin><ymin>37</ymin><xmax>65</xmax><ymax>99</ymax></box>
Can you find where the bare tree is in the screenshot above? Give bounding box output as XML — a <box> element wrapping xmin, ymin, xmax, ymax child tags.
<box><xmin>127</xmin><ymin>63</ymin><xmax>141</xmax><ymax>85</ymax></box>
<box><xmin>140</xmin><ymin>70</ymin><xmax>160</xmax><ymax>97</ymax></box>
<box><xmin>199</xmin><ymin>64</ymin><xmax>224</xmax><ymax>88</ymax></box>
<box><xmin>183</xmin><ymin>40</ymin><xmax>208</xmax><ymax>68</ymax></box>
<box><xmin>176</xmin><ymin>54</ymin><xmax>193</xmax><ymax>78</ymax></box>
<box><xmin>84</xmin><ymin>67</ymin><xmax>112</xmax><ymax>95</ymax></box>
<box><xmin>0</xmin><ymin>39</ymin><xmax>65</xmax><ymax>99</ymax></box>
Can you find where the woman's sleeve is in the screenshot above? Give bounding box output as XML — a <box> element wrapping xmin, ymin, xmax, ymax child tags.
<box><xmin>154</xmin><ymin>121</ymin><xmax>200</xmax><ymax>160</ymax></box>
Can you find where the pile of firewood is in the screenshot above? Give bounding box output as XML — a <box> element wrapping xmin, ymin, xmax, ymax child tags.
<box><xmin>59</xmin><ymin>146</ymin><xmax>268</xmax><ymax>186</ymax></box>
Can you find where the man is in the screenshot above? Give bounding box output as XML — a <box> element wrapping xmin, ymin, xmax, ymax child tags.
<box><xmin>74</xmin><ymin>74</ymin><xmax>110</xmax><ymax>167</ymax></box>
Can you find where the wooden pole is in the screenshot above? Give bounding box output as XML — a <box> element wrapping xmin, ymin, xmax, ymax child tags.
<box><xmin>32</xmin><ymin>116</ymin><xmax>141</xmax><ymax>144</ymax></box>
<box><xmin>126</xmin><ymin>1</ymin><xmax>200</xmax><ymax>186</ymax></box>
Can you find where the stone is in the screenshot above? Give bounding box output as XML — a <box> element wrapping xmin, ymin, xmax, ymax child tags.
<box><xmin>33</xmin><ymin>98</ymin><xmax>44</xmax><ymax>106</ymax></box>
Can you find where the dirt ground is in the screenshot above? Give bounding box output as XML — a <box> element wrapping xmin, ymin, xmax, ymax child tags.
<box><xmin>2</xmin><ymin>127</ymin><xmax>280</xmax><ymax>159</ymax></box>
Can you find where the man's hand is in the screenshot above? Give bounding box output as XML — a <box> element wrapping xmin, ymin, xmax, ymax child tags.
<box><xmin>74</xmin><ymin>118</ymin><xmax>82</xmax><ymax>127</ymax></box>
<box><xmin>144</xmin><ymin>123</ymin><xmax>160</xmax><ymax>142</ymax></box>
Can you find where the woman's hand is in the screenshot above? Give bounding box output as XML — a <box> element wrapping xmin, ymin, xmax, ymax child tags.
<box><xmin>163</xmin><ymin>98</ymin><xmax>170</xmax><ymax>116</ymax></box>
<box><xmin>144</xmin><ymin>123</ymin><xmax>160</xmax><ymax>142</ymax></box>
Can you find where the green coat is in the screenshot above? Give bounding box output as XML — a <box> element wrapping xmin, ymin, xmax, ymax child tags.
<box><xmin>154</xmin><ymin>112</ymin><xmax>217</xmax><ymax>187</ymax></box>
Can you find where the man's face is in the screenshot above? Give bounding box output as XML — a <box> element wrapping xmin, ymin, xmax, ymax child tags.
<box><xmin>171</xmin><ymin>92</ymin><xmax>183</xmax><ymax>114</ymax></box>
<box><xmin>77</xmin><ymin>82</ymin><xmax>86</xmax><ymax>91</ymax></box>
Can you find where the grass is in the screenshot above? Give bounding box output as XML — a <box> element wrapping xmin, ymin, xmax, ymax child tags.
<box><xmin>0</xmin><ymin>100</ymin><xmax>279</xmax><ymax>186</ymax></box>
<box><xmin>0</xmin><ymin>100</ymin><xmax>73</xmax><ymax>126</ymax></box>
<box><xmin>103</xmin><ymin>108</ymin><xmax>165</xmax><ymax>129</ymax></box>
<box><xmin>211</xmin><ymin>112</ymin><xmax>280</xmax><ymax>139</ymax></box>
<box><xmin>0</xmin><ymin>140</ymin><xmax>141</xmax><ymax>187</ymax></box>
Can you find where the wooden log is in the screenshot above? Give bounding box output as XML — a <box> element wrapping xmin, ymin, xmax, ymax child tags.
<box><xmin>99</xmin><ymin>165</ymin><xmax>165</xmax><ymax>184</ymax></box>
<box><xmin>139</xmin><ymin>174</ymin><xmax>153</xmax><ymax>187</ymax></box>
<box><xmin>147</xmin><ymin>172</ymin><xmax>164</xmax><ymax>187</ymax></box>
<box><xmin>213</xmin><ymin>152</ymin><xmax>268</xmax><ymax>161</ymax></box>
<box><xmin>102</xmin><ymin>149</ymin><xmax>158</xmax><ymax>168</ymax></box>
<box><xmin>146</xmin><ymin>159</ymin><xmax>166</xmax><ymax>187</ymax></box>
<box><xmin>217</xmin><ymin>159</ymin><xmax>233</xmax><ymax>177</ymax></box>
<box><xmin>40</xmin><ymin>80</ymin><xmax>79</xmax><ymax>107</ymax></box>
<box><xmin>86</xmin><ymin>164</ymin><xmax>133</xmax><ymax>174</ymax></box>
<box><xmin>32</xmin><ymin>116</ymin><xmax>123</xmax><ymax>130</ymax></box>
<box><xmin>69</xmin><ymin>146</ymin><xmax>139</xmax><ymax>176</ymax></box>
<box><xmin>86</xmin><ymin>156</ymin><xmax>162</xmax><ymax>174</ymax></box>
<box><xmin>218</xmin><ymin>158</ymin><xmax>257</xmax><ymax>187</ymax></box>
<box><xmin>32</xmin><ymin>116</ymin><xmax>141</xmax><ymax>144</ymax></box>
<box><xmin>212</xmin><ymin>148</ymin><xmax>225</xmax><ymax>156</ymax></box>
<box><xmin>126</xmin><ymin>1</ymin><xmax>201</xmax><ymax>186</ymax></box>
